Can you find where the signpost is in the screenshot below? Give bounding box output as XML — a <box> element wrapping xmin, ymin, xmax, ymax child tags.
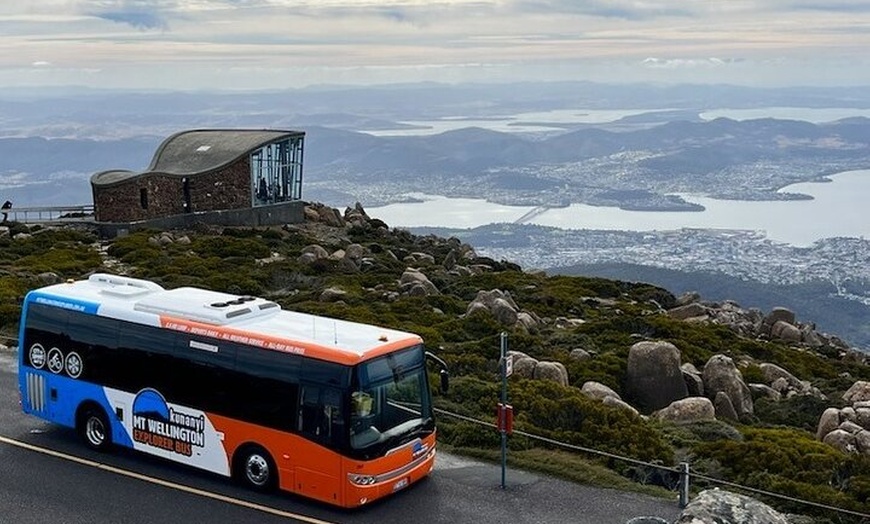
<box><xmin>499</xmin><ymin>332</ymin><xmax>508</xmax><ymax>489</ymax></box>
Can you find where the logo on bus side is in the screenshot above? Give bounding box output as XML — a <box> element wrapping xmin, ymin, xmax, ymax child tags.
<box><xmin>131</xmin><ymin>389</ymin><xmax>206</xmax><ymax>457</ymax></box>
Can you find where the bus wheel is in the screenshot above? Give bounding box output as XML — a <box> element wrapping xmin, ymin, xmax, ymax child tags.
<box><xmin>237</xmin><ymin>446</ymin><xmax>276</xmax><ymax>491</ymax></box>
<box><xmin>78</xmin><ymin>405</ymin><xmax>111</xmax><ymax>452</ymax></box>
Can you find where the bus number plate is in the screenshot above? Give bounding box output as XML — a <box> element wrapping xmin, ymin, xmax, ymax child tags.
<box><xmin>392</xmin><ymin>477</ymin><xmax>409</xmax><ymax>492</ymax></box>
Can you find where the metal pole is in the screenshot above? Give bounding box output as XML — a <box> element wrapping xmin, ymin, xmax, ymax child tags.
<box><xmin>679</xmin><ymin>462</ymin><xmax>690</xmax><ymax>508</ymax></box>
<box><xmin>500</xmin><ymin>331</ymin><xmax>508</xmax><ymax>490</ymax></box>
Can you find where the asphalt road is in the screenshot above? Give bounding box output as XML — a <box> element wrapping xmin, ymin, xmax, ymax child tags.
<box><xmin>0</xmin><ymin>348</ymin><xmax>680</xmax><ymax>523</ymax></box>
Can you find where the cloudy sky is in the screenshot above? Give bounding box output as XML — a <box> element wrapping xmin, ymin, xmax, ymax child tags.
<box><xmin>2</xmin><ymin>0</ymin><xmax>870</xmax><ymax>90</ymax></box>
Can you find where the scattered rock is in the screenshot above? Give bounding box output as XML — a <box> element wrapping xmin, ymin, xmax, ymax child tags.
<box><xmin>652</xmin><ymin>397</ymin><xmax>715</xmax><ymax>423</ymax></box>
<box><xmin>624</xmin><ymin>341</ymin><xmax>689</xmax><ymax>413</ymax></box>
<box><xmin>702</xmin><ymin>354</ymin><xmax>753</xmax><ymax>419</ymax></box>
<box><xmin>533</xmin><ymin>361</ymin><xmax>568</xmax><ymax>386</ymax></box>
<box><xmin>676</xmin><ymin>488</ymin><xmax>790</xmax><ymax>524</ymax></box>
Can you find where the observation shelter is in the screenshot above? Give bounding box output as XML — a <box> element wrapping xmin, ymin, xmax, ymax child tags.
<box><xmin>90</xmin><ymin>129</ymin><xmax>305</xmax><ymax>234</ymax></box>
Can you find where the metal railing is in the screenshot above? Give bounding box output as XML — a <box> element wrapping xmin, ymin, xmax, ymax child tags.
<box><xmin>2</xmin><ymin>205</ymin><xmax>94</xmax><ymax>224</ymax></box>
<box><xmin>434</xmin><ymin>407</ymin><xmax>870</xmax><ymax>521</ymax></box>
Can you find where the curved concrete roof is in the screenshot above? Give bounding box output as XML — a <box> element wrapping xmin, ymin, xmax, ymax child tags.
<box><xmin>91</xmin><ymin>129</ymin><xmax>304</xmax><ymax>187</ymax></box>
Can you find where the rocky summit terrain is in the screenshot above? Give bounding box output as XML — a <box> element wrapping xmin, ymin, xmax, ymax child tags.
<box><xmin>0</xmin><ymin>203</ymin><xmax>869</xmax><ymax>523</ymax></box>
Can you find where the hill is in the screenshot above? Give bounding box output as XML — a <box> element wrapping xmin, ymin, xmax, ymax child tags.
<box><xmin>0</xmin><ymin>206</ymin><xmax>868</xmax><ymax>522</ymax></box>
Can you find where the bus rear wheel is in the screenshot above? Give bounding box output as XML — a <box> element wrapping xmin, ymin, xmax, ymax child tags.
<box><xmin>236</xmin><ymin>446</ymin><xmax>276</xmax><ymax>491</ymax></box>
<box><xmin>78</xmin><ymin>405</ymin><xmax>111</xmax><ymax>452</ymax></box>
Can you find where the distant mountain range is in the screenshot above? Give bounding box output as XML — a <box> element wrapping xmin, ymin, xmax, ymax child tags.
<box><xmin>4</xmin><ymin>116</ymin><xmax>870</xmax><ymax>210</ymax></box>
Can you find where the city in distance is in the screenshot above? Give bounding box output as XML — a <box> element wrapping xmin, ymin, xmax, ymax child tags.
<box><xmin>2</xmin><ymin>81</ymin><xmax>870</xmax><ymax>348</ymax></box>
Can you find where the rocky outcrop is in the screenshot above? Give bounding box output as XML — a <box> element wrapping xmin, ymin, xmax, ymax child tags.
<box><xmin>676</xmin><ymin>488</ymin><xmax>790</xmax><ymax>524</ymax></box>
<box><xmin>624</xmin><ymin>341</ymin><xmax>688</xmax><ymax>413</ymax></box>
<box><xmin>506</xmin><ymin>351</ymin><xmax>567</xmax><ymax>386</ymax></box>
<box><xmin>665</xmin><ymin>296</ymin><xmax>863</xmax><ymax>359</ymax></box>
<box><xmin>702</xmin><ymin>354</ymin><xmax>753</xmax><ymax>419</ymax></box>
<box><xmin>399</xmin><ymin>267</ymin><xmax>439</xmax><ymax>296</ymax></box>
<box><xmin>465</xmin><ymin>289</ymin><xmax>540</xmax><ymax>330</ymax></box>
<box><xmin>816</xmin><ymin>383</ymin><xmax>870</xmax><ymax>455</ymax></box>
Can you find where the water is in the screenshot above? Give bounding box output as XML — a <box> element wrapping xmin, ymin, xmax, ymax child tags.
<box><xmin>368</xmin><ymin>169</ymin><xmax>870</xmax><ymax>247</ymax></box>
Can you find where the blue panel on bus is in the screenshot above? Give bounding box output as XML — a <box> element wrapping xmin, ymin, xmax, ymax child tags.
<box><xmin>21</xmin><ymin>370</ymin><xmax>135</xmax><ymax>449</ymax></box>
<box><xmin>27</xmin><ymin>292</ymin><xmax>100</xmax><ymax>315</ymax></box>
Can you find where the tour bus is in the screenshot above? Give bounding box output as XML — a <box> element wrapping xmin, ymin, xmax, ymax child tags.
<box><xmin>18</xmin><ymin>273</ymin><xmax>448</xmax><ymax>507</ymax></box>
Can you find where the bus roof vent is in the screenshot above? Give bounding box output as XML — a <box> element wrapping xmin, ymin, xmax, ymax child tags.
<box><xmin>89</xmin><ymin>273</ymin><xmax>164</xmax><ymax>298</ymax></box>
<box><xmin>133</xmin><ymin>287</ymin><xmax>281</xmax><ymax>325</ymax></box>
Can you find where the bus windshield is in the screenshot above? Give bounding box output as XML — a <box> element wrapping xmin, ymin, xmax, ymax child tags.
<box><xmin>349</xmin><ymin>345</ymin><xmax>434</xmax><ymax>459</ymax></box>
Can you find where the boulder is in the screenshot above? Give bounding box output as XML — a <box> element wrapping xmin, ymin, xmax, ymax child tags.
<box><xmin>668</xmin><ymin>303</ymin><xmax>707</xmax><ymax>320</ymax></box>
<box><xmin>624</xmin><ymin>341</ymin><xmax>689</xmax><ymax>413</ymax></box>
<box><xmin>602</xmin><ymin>396</ymin><xmax>639</xmax><ymax>416</ymax></box>
<box><xmin>681</xmin><ymin>364</ymin><xmax>704</xmax><ymax>397</ymax></box>
<box><xmin>345</xmin><ymin>243</ymin><xmax>365</xmax><ymax>260</ymax></box>
<box><xmin>823</xmin><ymin>429</ymin><xmax>858</xmax><ymax>454</ymax></box>
<box><xmin>747</xmin><ymin>383</ymin><xmax>781</xmax><ymax>401</ymax></box>
<box><xmin>843</xmin><ymin>381</ymin><xmax>870</xmax><ymax>403</ymax></box>
<box><xmin>675</xmin><ymin>488</ymin><xmax>790</xmax><ymax>524</ymax></box>
<box><xmin>652</xmin><ymin>397</ymin><xmax>715</xmax><ymax>423</ymax></box>
<box><xmin>301</xmin><ymin>244</ymin><xmax>330</xmax><ymax>260</ymax></box>
<box><xmin>581</xmin><ymin>381</ymin><xmax>620</xmax><ymax>401</ymax></box>
<box><xmin>512</xmin><ymin>357</ymin><xmax>538</xmax><ymax>379</ymax></box>
<box><xmin>765</xmin><ymin>307</ymin><xmax>796</xmax><ymax>328</ymax></box>
<box><xmin>759</xmin><ymin>363</ymin><xmax>803</xmax><ymax>390</ymax></box>
<box><xmin>674</xmin><ymin>291</ymin><xmax>700</xmax><ymax>307</ymax></box>
<box><xmin>319</xmin><ymin>287</ymin><xmax>347</xmax><ymax>302</ymax></box>
<box><xmin>702</xmin><ymin>354</ymin><xmax>754</xmax><ymax>418</ymax></box>
<box><xmin>490</xmin><ymin>298</ymin><xmax>518</xmax><ymax>326</ymax></box>
<box><xmin>399</xmin><ymin>268</ymin><xmax>439</xmax><ymax>295</ymax></box>
<box><xmin>771</xmin><ymin>320</ymin><xmax>802</xmax><ymax>343</ymax></box>
<box><xmin>713</xmin><ymin>391</ymin><xmax>739</xmax><ymax>422</ymax></box>
<box><xmin>816</xmin><ymin>408</ymin><xmax>841</xmax><ymax>440</ymax></box>
<box><xmin>840</xmin><ymin>420</ymin><xmax>864</xmax><ymax>435</ymax></box>
<box><xmin>515</xmin><ymin>312</ymin><xmax>539</xmax><ymax>332</ymax></box>
<box><xmin>856</xmin><ymin>430</ymin><xmax>870</xmax><ymax>454</ymax></box>
<box><xmin>569</xmin><ymin>348</ymin><xmax>592</xmax><ymax>362</ymax></box>
<box><xmin>533</xmin><ymin>361</ymin><xmax>568</xmax><ymax>386</ymax></box>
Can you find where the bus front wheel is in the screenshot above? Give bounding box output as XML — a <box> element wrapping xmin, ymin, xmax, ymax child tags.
<box><xmin>236</xmin><ymin>446</ymin><xmax>276</xmax><ymax>491</ymax></box>
<box><xmin>77</xmin><ymin>404</ymin><xmax>111</xmax><ymax>452</ymax></box>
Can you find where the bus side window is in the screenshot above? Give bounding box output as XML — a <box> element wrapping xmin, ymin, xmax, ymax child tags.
<box><xmin>299</xmin><ymin>386</ymin><xmax>343</xmax><ymax>446</ymax></box>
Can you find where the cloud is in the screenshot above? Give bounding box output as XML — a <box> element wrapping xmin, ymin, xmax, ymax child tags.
<box><xmin>86</xmin><ymin>0</ymin><xmax>171</xmax><ymax>29</ymax></box>
<box><xmin>788</xmin><ymin>1</ymin><xmax>870</xmax><ymax>13</ymax></box>
<box><xmin>642</xmin><ymin>57</ymin><xmax>743</xmax><ymax>69</ymax></box>
<box><xmin>512</xmin><ymin>0</ymin><xmax>694</xmax><ymax>20</ymax></box>
<box><xmin>32</xmin><ymin>61</ymin><xmax>52</xmax><ymax>67</ymax></box>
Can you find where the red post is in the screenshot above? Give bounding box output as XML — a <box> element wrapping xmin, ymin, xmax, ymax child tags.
<box><xmin>497</xmin><ymin>403</ymin><xmax>514</xmax><ymax>435</ymax></box>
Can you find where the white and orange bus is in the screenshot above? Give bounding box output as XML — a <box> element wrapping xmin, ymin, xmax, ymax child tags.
<box><xmin>18</xmin><ymin>273</ymin><xmax>448</xmax><ymax>507</ymax></box>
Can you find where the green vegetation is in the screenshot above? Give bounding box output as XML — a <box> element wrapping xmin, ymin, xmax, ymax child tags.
<box><xmin>1</xmin><ymin>219</ymin><xmax>868</xmax><ymax>521</ymax></box>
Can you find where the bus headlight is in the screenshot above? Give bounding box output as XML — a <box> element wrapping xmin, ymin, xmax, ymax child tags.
<box><xmin>348</xmin><ymin>474</ymin><xmax>378</xmax><ymax>486</ymax></box>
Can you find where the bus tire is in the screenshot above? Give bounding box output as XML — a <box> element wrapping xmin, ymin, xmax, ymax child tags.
<box><xmin>77</xmin><ymin>404</ymin><xmax>112</xmax><ymax>452</ymax></box>
<box><xmin>235</xmin><ymin>445</ymin><xmax>276</xmax><ymax>491</ymax></box>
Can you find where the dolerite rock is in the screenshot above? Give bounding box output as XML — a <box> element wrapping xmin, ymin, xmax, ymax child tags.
<box><xmin>569</xmin><ymin>348</ymin><xmax>592</xmax><ymax>362</ymax></box>
<box><xmin>301</xmin><ymin>244</ymin><xmax>329</xmax><ymax>260</ymax></box>
<box><xmin>676</xmin><ymin>488</ymin><xmax>790</xmax><ymax>524</ymax></box>
<box><xmin>702</xmin><ymin>354</ymin><xmax>754</xmax><ymax>419</ymax></box>
<box><xmin>713</xmin><ymin>391</ymin><xmax>739</xmax><ymax>422</ymax></box>
<box><xmin>771</xmin><ymin>320</ymin><xmax>802</xmax><ymax>343</ymax></box>
<box><xmin>399</xmin><ymin>268</ymin><xmax>439</xmax><ymax>295</ymax></box>
<box><xmin>319</xmin><ymin>287</ymin><xmax>347</xmax><ymax>302</ymax></box>
<box><xmin>602</xmin><ymin>396</ymin><xmax>639</xmax><ymax>416</ymax></box>
<box><xmin>668</xmin><ymin>302</ymin><xmax>708</xmax><ymax>320</ymax></box>
<box><xmin>681</xmin><ymin>363</ymin><xmax>704</xmax><ymax>397</ymax></box>
<box><xmin>533</xmin><ymin>361</ymin><xmax>568</xmax><ymax>386</ymax></box>
<box><xmin>816</xmin><ymin>408</ymin><xmax>840</xmax><ymax>440</ymax></box>
<box><xmin>652</xmin><ymin>397</ymin><xmax>715</xmax><ymax>423</ymax></box>
<box><xmin>512</xmin><ymin>357</ymin><xmax>538</xmax><ymax>379</ymax></box>
<box><xmin>581</xmin><ymin>381</ymin><xmax>620</xmax><ymax>401</ymax></box>
<box><xmin>843</xmin><ymin>381</ymin><xmax>870</xmax><ymax>403</ymax></box>
<box><xmin>823</xmin><ymin>429</ymin><xmax>858</xmax><ymax>454</ymax></box>
<box><xmin>624</xmin><ymin>341</ymin><xmax>688</xmax><ymax>413</ymax></box>
<box><xmin>490</xmin><ymin>298</ymin><xmax>518</xmax><ymax>326</ymax></box>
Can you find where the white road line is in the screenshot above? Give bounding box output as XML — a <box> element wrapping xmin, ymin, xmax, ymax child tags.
<box><xmin>0</xmin><ymin>434</ymin><xmax>338</xmax><ymax>524</ymax></box>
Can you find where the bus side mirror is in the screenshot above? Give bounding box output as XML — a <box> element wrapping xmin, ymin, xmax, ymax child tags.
<box><xmin>439</xmin><ymin>370</ymin><xmax>449</xmax><ymax>394</ymax></box>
